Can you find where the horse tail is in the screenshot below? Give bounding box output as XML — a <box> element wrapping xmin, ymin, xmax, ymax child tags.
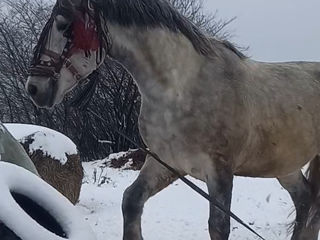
<box><xmin>307</xmin><ymin>155</ymin><xmax>320</xmax><ymax>226</ymax></box>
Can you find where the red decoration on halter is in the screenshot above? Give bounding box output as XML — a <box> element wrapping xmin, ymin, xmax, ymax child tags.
<box><xmin>72</xmin><ymin>13</ymin><xmax>100</xmax><ymax>51</ymax></box>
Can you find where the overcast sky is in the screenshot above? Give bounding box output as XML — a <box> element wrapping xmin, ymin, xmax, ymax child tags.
<box><xmin>203</xmin><ymin>0</ymin><xmax>320</xmax><ymax>62</ymax></box>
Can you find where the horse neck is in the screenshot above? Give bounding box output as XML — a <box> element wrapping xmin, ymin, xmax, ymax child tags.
<box><xmin>107</xmin><ymin>23</ymin><xmax>205</xmax><ymax>101</ymax></box>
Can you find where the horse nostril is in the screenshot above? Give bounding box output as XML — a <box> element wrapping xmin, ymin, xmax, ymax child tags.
<box><xmin>27</xmin><ymin>84</ymin><xmax>38</xmax><ymax>96</ymax></box>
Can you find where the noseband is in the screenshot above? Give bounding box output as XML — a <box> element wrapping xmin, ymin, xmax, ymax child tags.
<box><xmin>29</xmin><ymin>35</ymin><xmax>82</xmax><ymax>82</ymax></box>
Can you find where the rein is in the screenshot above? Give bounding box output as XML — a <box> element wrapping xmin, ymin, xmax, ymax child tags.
<box><xmin>70</xmin><ymin>92</ymin><xmax>266</xmax><ymax>240</ymax></box>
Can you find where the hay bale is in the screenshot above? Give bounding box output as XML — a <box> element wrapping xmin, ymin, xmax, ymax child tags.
<box><xmin>30</xmin><ymin>151</ymin><xmax>83</xmax><ymax>205</ymax></box>
<box><xmin>21</xmin><ymin>135</ymin><xmax>83</xmax><ymax>205</ymax></box>
<box><xmin>4</xmin><ymin>124</ymin><xmax>83</xmax><ymax>205</ymax></box>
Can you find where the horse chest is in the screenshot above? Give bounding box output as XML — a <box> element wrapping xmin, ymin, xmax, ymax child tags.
<box><xmin>138</xmin><ymin>99</ymin><xmax>232</xmax><ymax>179</ymax></box>
<box><xmin>139</xmin><ymin>103</ymin><xmax>188</xmax><ymax>147</ymax></box>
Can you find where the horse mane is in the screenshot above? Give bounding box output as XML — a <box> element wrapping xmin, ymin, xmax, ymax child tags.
<box><xmin>92</xmin><ymin>0</ymin><xmax>245</xmax><ymax>59</ymax></box>
<box><xmin>32</xmin><ymin>0</ymin><xmax>245</xmax><ymax>64</ymax></box>
<box><xmin>221</xmin><ymin>40</ymin><xmax>247</xmax><ymax>59</ymax></box>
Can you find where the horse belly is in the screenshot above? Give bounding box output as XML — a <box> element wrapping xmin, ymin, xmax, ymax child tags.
<box><xmin>235</xmin><ymin>122</ymin><xmax>318</xmax><ymax>178</ymax></box>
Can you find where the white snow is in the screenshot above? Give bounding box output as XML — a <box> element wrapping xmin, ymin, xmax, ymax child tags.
<box><xmin>0</xmin><ymin>161</ymin><xmax>96</xmax><ymax>240</ymax></box>
<box><xmin>90</xmin><ymin>151</ymin><xmax>132</xmax><ymax>169</ymax></box>
<box><xmin>76</xmin><ymin>159</ymin><xmax>306</xmax><ymax>240</ymax></box>
<box><xmin>107</xmin><ymin>151</ymin><xmax>129</xmax><ymax>160</ymax></box>
<box><xmin>4</xmin><ymin>124</ymin><xmax>77</xmax><ymax>164</ymax></box>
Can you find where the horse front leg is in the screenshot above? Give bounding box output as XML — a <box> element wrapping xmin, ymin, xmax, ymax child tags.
<box><xmin>122</xmin><ymin>156</ymin><xmax>178</xmax><ymax>240</ymax></box>
<box><xmin>206</xmin><ymin>164</ymin><xmax>233</xmax><ymax>240</ymax></box>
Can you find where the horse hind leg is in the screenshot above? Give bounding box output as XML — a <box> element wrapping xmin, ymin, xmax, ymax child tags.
<box><xmin>306</xmin><ymin>155</ymin><xmax>320</xmax><ymax>237</ymax></box>
<box><xmin>122</xmin><ymin>156</ymin><xmax>178</xmax><ymax>240</ymax></box>
<box><xmin>277</xmin><ymin>170</ymin><xmax>318</xmax><ymax>240</ymax></box>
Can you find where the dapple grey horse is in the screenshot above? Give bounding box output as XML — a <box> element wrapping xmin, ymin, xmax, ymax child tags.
<box><xmin>26</xmin><ymin>0</ymin><xmax>320</xmax><ymax>239</ymax></box>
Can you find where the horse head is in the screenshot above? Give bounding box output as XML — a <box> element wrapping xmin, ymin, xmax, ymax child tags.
<box><xmin>26</xmin><ymin>0</ymin><xmax>108</xmax><ymax>108</ymax></box>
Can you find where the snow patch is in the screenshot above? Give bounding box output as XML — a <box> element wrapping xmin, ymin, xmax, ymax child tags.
<box><xmin>4</xmin><ymin>124</ymin><xmax>77</xmax><ymax>165</ymax></box>
<box><xmin>89</xmin><ymin>151</ymin><xmax>130</xmax><ymax>169</ymax></box>
<box><xmin>77</xmin><ymin>158</ymin><xmax>301</xmax><ymax>240</ymax></box>
<box><xmin>107</xmin><ymin>151</ymin><xmax>128</xmax><ymax>161</ymax></box>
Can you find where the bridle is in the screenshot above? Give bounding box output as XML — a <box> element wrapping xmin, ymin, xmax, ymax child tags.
<box><xmin>28</xmin><ymin>0</ymin><xmax>110</xmax><ymax>85</ymax></box>
<box><xmin>28</xmin><ymin>0</ymin><xmax>103</xmax><ymax>84</ymax></box>
<box><xmin>29</xmin><ymin>29</ymin><xmax>83</xmax><ymax>83</ymax></box>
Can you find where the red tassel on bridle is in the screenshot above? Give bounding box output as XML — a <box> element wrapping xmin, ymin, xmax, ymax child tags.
<box><xmin>72</xmin><ymin>13</ymin><xmax>100</xmax><ymax>51</ymax></box>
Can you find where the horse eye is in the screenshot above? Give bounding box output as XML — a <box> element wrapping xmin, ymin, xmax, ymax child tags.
<box><xmin>57</xmin><ymin>22</ymin><xmax>70</xmax><ymax>31</ymax></box>
<box><xmin>55</xmin><ymin>15</ymin><xmax>70</xmax><ymax>32</ymax></box>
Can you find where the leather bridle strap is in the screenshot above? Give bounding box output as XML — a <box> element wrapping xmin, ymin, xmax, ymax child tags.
<box><xmin>43</xmin><ymin>49</ymin><xmax>60</xmax><ymax>60</ymax></box>
<box><xmin>64</xmin><ymin>58</ymin><xmax>82</xmax><ymax>81</ymax></box>
<box><xmin>29</xmin><ymin>39</ymin><xmax>83</xmax><ymax>82</ymax></box>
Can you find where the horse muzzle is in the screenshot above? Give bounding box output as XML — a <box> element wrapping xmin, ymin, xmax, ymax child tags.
<box><xmin>26</xmin><ymin>76</ymin><xmax>56</xmax><ymax>108</ymax></box>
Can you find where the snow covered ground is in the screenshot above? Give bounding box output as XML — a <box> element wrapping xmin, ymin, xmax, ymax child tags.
<box><xmin>0</xmin><ymin>123</ymin><xmax>313</xmax><ymax>239</ymax></box>
<box><xmin>78</xmin><ymin>160</ymin><xmax>298</xmax><ymax>240</ymax></box>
